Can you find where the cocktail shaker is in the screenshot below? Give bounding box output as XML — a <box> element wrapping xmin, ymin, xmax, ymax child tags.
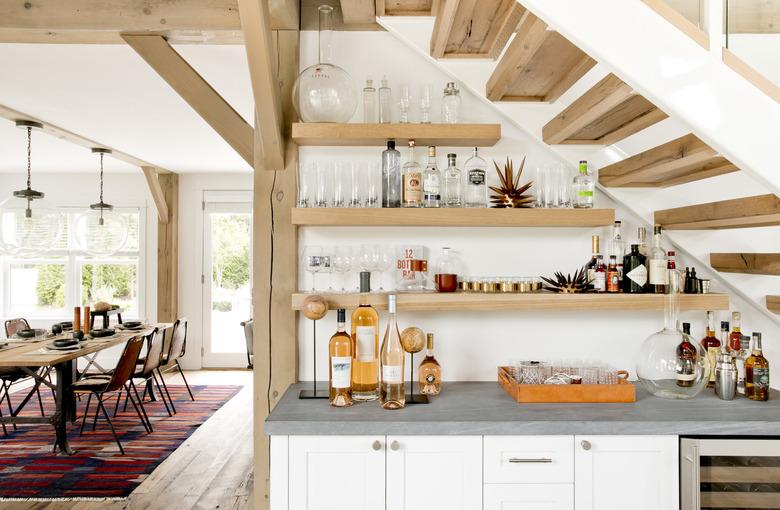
<box><xmin>715</xmin><ymin>351</ymin><xmax>738</xmax><ymax>400</ymax></box>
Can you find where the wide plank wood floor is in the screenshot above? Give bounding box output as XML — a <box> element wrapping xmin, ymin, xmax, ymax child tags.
<box><xmin>1</xmin><ymin>370</ymin><xmax>253</xmax><ymax>510</ymax></box>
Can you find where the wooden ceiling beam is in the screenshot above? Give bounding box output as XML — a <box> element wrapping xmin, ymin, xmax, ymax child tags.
<box><xmin>237</xmin><ymin>0</ymin><xmax>287</xmax><ymax>170</ymax></box>
<box><xmin>123</xmin><ymin>34</ymin><xmax>254</xmax><ymax>167</ymax></box>
<box><xmin>655</xmin><ymin>194</ymin><xmax>780</xmax><ymax>230</ymax></box>
<box><xmin>710</xmin><ymin>253</ymin><xmax>780</xmax><ymax>276</ymax></box>
<box><xmin>141</xmin><ymin>166</ymin><xmax>170</xmax><ymax>224</ymax></box>
<box><xmin>340</xmin><ymin>0</ymin><xmax>377</xmax><ymax>24</ymax></box>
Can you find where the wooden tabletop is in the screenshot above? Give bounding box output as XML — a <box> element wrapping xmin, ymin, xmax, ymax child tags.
<box><xmin>0</xmin><ymin>322</ymin><xmax>173</xmax><ymax>368</ymax></box>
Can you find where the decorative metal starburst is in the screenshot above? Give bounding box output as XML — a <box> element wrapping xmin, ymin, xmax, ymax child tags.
<box><xmin>489</xmin><ymin>157</ymin><xmax>534</xmax><ymax>208</ymax></box>
<box><xmin>541</xmin><ymin>267</ymin><xmax>594</xmax><ymax>294</ymax></box>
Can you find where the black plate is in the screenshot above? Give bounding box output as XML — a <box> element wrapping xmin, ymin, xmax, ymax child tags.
<box><xmin>89</xmin><ymin>328</ymin><xmax>115</xmax><ymax>338</ymax></box>
<box><xmin>53</xmin><ymin>339</ymin><xmax>79</xmax><ymax>348</ymax></box>
<box><xmin>123</xmin><ymin>321</ymin><xmax>142</xmax><ymax>328</ymax></box>
<box><xmin>16</xmin><ymin>329</ymin><xmax>37</xmax><ymax>338</ymax></box>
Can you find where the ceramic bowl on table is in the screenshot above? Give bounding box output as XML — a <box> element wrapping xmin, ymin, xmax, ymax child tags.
<box><xmin>15</xmin><ymin>328</ymin><xmax>48</xmax><ymax>340</ymax></box>
<box><xmin>89</xmin><ymin>328</ymin><xmax>116</xmax><ymax>338</ymax></box>
<box><xmin>119</xmin><ymin>321</ymin><xmax>144</xmax><ymax>331</ymax></box>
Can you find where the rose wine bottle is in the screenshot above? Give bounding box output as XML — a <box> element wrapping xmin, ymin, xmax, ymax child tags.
<box><xmin>329</xmin><ymin>309</ymin><xmax>353</xmax><ymax>407</ymax></box>
<box><xmin>380</xmin><ymin>294</ymin><xmax>405</xmax><ymax>409</ymax></box>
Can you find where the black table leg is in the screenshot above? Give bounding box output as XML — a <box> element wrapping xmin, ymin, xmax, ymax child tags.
<box><xmin>54</xmin><ymin>362</ymin><xmax>75</xmax><ymax>455</ymax></box>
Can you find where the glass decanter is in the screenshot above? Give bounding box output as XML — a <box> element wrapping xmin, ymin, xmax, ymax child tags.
<box><xmin>636</xmin><ymin>269</ymin><xmax>709</xmax><ymax>399</ymax></box>
<box><xmin>292</xmin><ymin>5</ymin><xmax>357</xmax><ymax>123</ymax></box>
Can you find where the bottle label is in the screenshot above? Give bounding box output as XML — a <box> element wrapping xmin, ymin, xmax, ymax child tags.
<box><xmin>707</xmin><ymin>347</ymin><xmax>719</xmax><ymax>382</ymax></box>
<box><xmin>425</xmin><ymin>373</ymin><xmax>436</xmax><ymax>384</ymax></box>
<box><xmin>331</xmin><ymin>356</ymin><xmax>351</xmax><ymax>389</ymax></box>
<box><xmin>468</xmin><ymin>169</ymin><xmax>485</xmax><ymax>185</ymax></box>
<box><xmin>676</xmin><ymin>371</ymin><xmax>696</xmax><ymax>382</ymax></box>
<box><xmin>607</xmin><ymin>272</ymin><xmax>620</xmax><ymax>292</ymax></box>
<box><xmin>403</xmin><ymin>172</ymin><xmax>422</xmax><ymax>203</ymax></box>
<box><xmin>593</xmin><ymin>272</ymin><xmax>606</xmax><ymax>292</ymax></box>
<box><xmin>577</xmin><ymin>190</ymin><xmax>594</xmax><ymax>197</ymax></box>
<box><xmin>754</xmin><ymin>367</ymin><xmax>770</xmax><ymax>389</ymax></box>
<box><xmin>355</xmin><ymin>326</ymin><xmax>376</xmax><ymax>362</ymax></box>
<box><xmin>382</xmin><ymin>365</ymin><xmax>403</xmax><ymax>384</ymax></box>
<box><xmin>649</xmin><ymin>259</ymin><xmax>668</xmax><ymax>285</ymax></box>
<box><xmin>626</xmin><ymin>264</ymin><xmax>648</xmax><ymax>287</ymax></box>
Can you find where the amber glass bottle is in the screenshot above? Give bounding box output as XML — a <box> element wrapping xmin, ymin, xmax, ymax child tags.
<box><xmin>351</xmin><ymin>272</ymin><xmax>379</xmax><ymax>401</ymax></box>
<box><xmin>746</xmin><ymin>332</ymin><xmax>770</xmax><ymax>401</ymax></box>
<box><xmin>700</xmin><ymin>311</ymin><xmax>720</xmax><ymax>388</ymax></box>
<box><xmin>329</xmin><ymin>309</ymin><xmax>353</xmax><ymax>407</ymax></box>
<box><xmin>419</xmin><ymin>333</ymin><xmax>441</xmax><ymax>395</ymax></box>
<box><xmin>729</xmin><ymin>312</ymin><xmax>742</xmax><ymax>352</ymax></box>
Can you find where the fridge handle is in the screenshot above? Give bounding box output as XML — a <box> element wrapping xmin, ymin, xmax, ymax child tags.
<box><xmin>682</xmin><ymin>444</ymin><xmax>701</xmax><ymax>510</ymax></box>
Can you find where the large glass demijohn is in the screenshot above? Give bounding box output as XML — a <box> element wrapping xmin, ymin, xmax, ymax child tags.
<box><xmin>292</xmin><ymin>5</ymin><xmax>357</xmax><ymax>123</ymax></box>
<box><xmin>636</xmin><ymin>268</ymin><xmax>709</xmax><ymax>399</ymax></box>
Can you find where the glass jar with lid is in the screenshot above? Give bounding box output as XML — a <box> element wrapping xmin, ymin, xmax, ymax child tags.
<box><xmin>441</xmin><ymin>82</ymin><xmax>462</xmax><ymax>124</ymax></box>
<box><xmin>434</xmin><ymin>247</ymin><xmax>462</xmax><ymax>292</ymax></box>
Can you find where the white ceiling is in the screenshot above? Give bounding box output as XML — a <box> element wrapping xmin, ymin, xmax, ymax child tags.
<box><xmin>0</xmin><ymin>43</ymin><xmax>255</xmax><ymax>174</ymax></box>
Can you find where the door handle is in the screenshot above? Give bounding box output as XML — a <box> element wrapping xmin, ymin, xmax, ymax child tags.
<box><xmin>372</xmin><ymin>440</ymin><xmax>382</xmax><ymax>451</ymax></box>
<box><xmin>581</xmin><ymin>440</ymin><xmax>592</xmax><ymax>451</ymax></box>
<box><xmin>508</xmin><ymin>458</ymin><xmax>553</xmax><ymax>463</ymax></box>
<box><xmin>390</xmin><ymin>440</ymin><xmax>400</xmax><ymax>451</ymax></box>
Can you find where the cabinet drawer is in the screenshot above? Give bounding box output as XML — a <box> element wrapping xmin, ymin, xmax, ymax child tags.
<box><xmin>484</xmin><ymin>484</ymin><xmax>574</xmax><ymax>510</ymax></box>
<box><xmin>484</xmin><ymin>436</ymin><xmax>574</xmax><ymax>484</ymax></box>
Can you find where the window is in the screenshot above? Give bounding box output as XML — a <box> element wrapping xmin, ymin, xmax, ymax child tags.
<box><xmin>2</xmin><ymin>209</ymin><xmax>144</xmax><ymax>320</ymax></box>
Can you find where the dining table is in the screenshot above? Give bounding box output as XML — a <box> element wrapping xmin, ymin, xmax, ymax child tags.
<box><xmin>0</xmin><ymin>322</ymin><xmax>173</xmax><ymax>455</ymax></box>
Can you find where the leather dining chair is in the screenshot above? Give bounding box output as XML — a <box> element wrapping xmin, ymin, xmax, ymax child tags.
<box><xmin>117</xmin><ymin>327</ymin><xmax>173</xmax><ymax>425</ymax></box>
<box><xmin>155</xmin><ymin>318</ymin><xmax>194</xmax><ymax>406</ymax></box>
<box><xmin>1</xmin><ymin>317</ymin><xmax>46</xmax><ymax>430</ymax></box>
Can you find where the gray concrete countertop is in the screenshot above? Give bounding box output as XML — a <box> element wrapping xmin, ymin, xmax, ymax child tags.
<box><xmin>265</xmin><ymin>382</ymin><xmax>780</xmax><ymax>436</ymax></box>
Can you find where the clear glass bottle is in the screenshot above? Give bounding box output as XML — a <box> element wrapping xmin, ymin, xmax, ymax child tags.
<box><xmin>746</xmin><ymin>332</ymin><xmax>769</xmax><ymax>401</ymax></box>
<box><xmin>434</xmin><ymin>247</ymin><xmax>460</xmax><ymax>292</ymax></box>
<box><xmin>329</xmin><ymin>308</ymin><xmax>353</xmax><ymax>407</ymax></box>
<box><xmin>380</xmin><ymin>294</ymin><xmax>405</xmax><ymax>409</ymax></box>
<box><xmin>363</xmin><ymin>79</ymin><xmax>377</xmax><ymax>123</ymax></box>
<box><xmin>419</xmin><ymin>333</ymin><xmax>441</xmax><ymax>395</ymax></box>
<box><xmin>379</xmin><ymin>77</ymin><xmax>392</xmax><ymax>124</ymax></box>
<box><xmin>441</xmin><ymin>82</ymin><xmax>461</xmax><ymax>124</ymax></box>
<box><xmin>729</xmin><ymin>311</ymin><xmax>742</xmax><ymax>352</ymax></box>
<box><xmin>422</xmin><ymin>146</ymin><xmax>441</xmax><ymax>208</ymax></box>
<box><xmin>700</xmin><ymin>311</ymin><xmax>720</xmax><ymax>388</ymax></box>
<box><xmin>382</xmin><ymin>140</ymin><xmax>401</xmax><ymax>208</ymax></box>
<box><xmin>442</xmin><ymin>153</ymin><xmax>462</xmax><ymax>208</ymax></box>
<box><xmin>351</xmin><ymin>272</ymin><xmax>379</xmax><ymax>401</ymax></box>
<box><xmin>637</xmin><ymin>227</ymin><xmax>649</xmax><ymax>259</ymax></box>
<box><xmin>402</xmin><ymin>140</ymin><xmax>423</xmax><ymax>208</ymax></box>
<box><xmin>464</xmin><ymin>147</ymin><xmax>487</xmax><ymax>208</ymax></box>
<box><xmin>572</xmin><ymin>160</ymin><xmax>594</xmax><ymax>208</ymax></box>
<box><xmin>609</xmin><ymin>220</ymin><xmax>626</xmax><ymax>282</ymax></box>
<box><xmin>649</xmin><ymin>224</ymin><xmax>668</xmax><ymax>294</ymax></box>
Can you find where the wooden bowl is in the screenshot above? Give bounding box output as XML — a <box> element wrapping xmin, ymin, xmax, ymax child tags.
<box><xmin>401</xmin><ymin>327</ymin><xmax>425</xmax><ymax>354</ymax></box>
<box><xmin>302</xmin><ymin>295</ymin><xmax>329</xmax><ymax>321</ymax></box>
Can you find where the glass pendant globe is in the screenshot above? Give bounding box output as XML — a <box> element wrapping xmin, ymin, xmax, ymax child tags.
<box><xmin>0</xmin><ymin>196</ymin><xmax>62</xmax><ymax>258</ymax></box>
<box><xmin>73</xmin><ymin>208</ymin><xmax>128</xmax><ymax>256</ymax></box>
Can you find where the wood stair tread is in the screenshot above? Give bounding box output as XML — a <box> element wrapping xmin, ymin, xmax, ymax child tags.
<box><xmin>710</xmin><ymin>253</ymin><xmax>780</xmax><ymax>276</ymax></box>
<box><xmin>430</xmin><ymin>0</ymin><xmax>524</xmax><ymax>59</ymax></box>
<box><xmin>599</xmin><ymin>133</ymin><xmax>739</xmax><ymax>188</ymax></box>
<box><xmin>375</xmin><ymin>0</ymin><xmax>434</xmax><ymax>16</ymax></box>
<box><xmin>768</xmin><ymin>295</ymin><xmax>780</xmax><ymax>314</ymax></box>
<box><xmin>655</xmin><ymin>194</ymin><xmax>780</xmax><ymax>230</ymax></box>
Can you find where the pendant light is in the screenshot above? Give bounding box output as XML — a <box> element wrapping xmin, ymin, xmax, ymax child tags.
<box><xmin>73</xmin><ymin>148</ymin><xmax>128</xmax><ymax>256</ymax></box>
<box><xmin>0</xmin><ymin>121</ymin><xmax>62</xmax><ymax>257</ymax></box>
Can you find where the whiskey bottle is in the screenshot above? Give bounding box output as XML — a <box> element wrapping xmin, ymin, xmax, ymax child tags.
<box><xmin>676</xmin><ymin>322</ymin><xmax>697</xmax><ymax>388</ymax></box>
<box><xmin>700</xmin><ymin>311</ymin><xmax>720</xmax><ymax>388</ymax></box>
<box><xmin>649</xmin><ymin>225</ymin><xmax>668</xmax><ymax>294</ymax></box>
<box><xmin>381</xmin><ymin>140</ymin><xmax>401</xmax><ymax>208</ymax></box>
<box><xmin>729</xmin><ymin>311</ymin><xmax>742</xmax><ymax>352</ymax></box>
<box><xmin>419</xmin><ymin>333</ymin><xmax>441</xmax><ymax>396</ymax></box>
<box><xmin>585</xmin><ymin>235</ymin><xmax>600</xmax><ymax>287</ymax></box>
<box><xmin>380</xmin><ymin>294</ymin><xmax>405</xmax><ymax>409</ymax></box>
<box><xmin>593</xmin><ymin>254</ymin><xmax>607</xmax><ymax>293</ymax></box>
<box><xmin>746</xmin><ymin>332</ymin><xmax>769</xmax><ymax>401</ymax></box>
<box><xmin>606</xmin><ymin>255</ymin><xmax>620</xmax><ymax>293</ymax></box>
<box><xmin>442</xmin><ymin>153</ymin><xmax>462</xmax><ymax>208</ymax></box>
<box><xmin>622</xmin><ymin>244</ymin><xmax>647</xmax><ymax>293</ymax></box>
<box><xmin>422</xmin><ymin>146</ymin><xmax>441</xmax><ymax>208</ymax></box>
<box><xmin>464</xmin><ymin>147</ymin><xmax>487</xmax><ymax>208</ymax></box>
<box><xmin>667</xmin><ymin>251</ymin><xmax>678</xmax><ymax>293</ymax></box>
<box><xmin>351</xmin><ymin>272</ymin><xmax>379</xmax><ymax>401</ymax></box>
<box><xmin>329</xmin><ymin>309</ymin><xmax>353</xmax><ymax>407</ymax></box>
<box><xmin>402</xmin><ymin>140</ymin><xmax>423</xmax><ymax>208</ymax></box>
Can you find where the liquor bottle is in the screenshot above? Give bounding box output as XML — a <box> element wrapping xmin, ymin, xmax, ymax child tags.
<box><xmin>442</xmin><ymin>153</ymin><xmax>462</xmax><ymax>208</ymax></box>
<box><xmin>593</xmin><ymin>254</ymin><xmax>607</xmax><ymax>293</ymax></box>
<box><xmin>402</xmin><ymin>140</ymin><xmax>423</xmax><ymax>208</ymax></box>
<box><xmin>676</xmin><ymin>322</ymin><xmax>697</xmax><ymax>388</ymax></box>
<box><xmin>729</xmin><ymin>312</ymin><xmax>742</xmax><ymax>352</ymax></box>
<box><xmin>700</xmin><ymin>311</ymin><xmax>720</xmax><ymax>388</ymax></box>
<box><xmin>585</xmin><ymin>235</ymin><xmax>600</xmax><ymax>287</ymax></box>
<box><xmin>422</xmin><ymin>146</ymin><xmax>441</xmax><ymax>208</ymax></box>
<box><xmin>649</xmin><ymin>225</ymin><xmax>668</xmax><ymax>294</ymax></box>
<box><xmin>379</xmin><ymin>77</ymin><xmax>391</xmax><ymax>123</ymax></box>
<box><xmin>363</xmin><ymin>79</ymin><xmax>377</xmax><ymax>123</ymax></box>
<box><xmin>380</xmin><ymin>294</ymin><xmax>405</xmax><ymax>409</ymax></box>
<box><xmin>637</xmin><ymin>227</ymin><xmax>649</xmax><ymax>259</ymax></box>
<box><xmin>329</xmin><ymin>309</ymin><xmax>353</xmax><ymax>407</ymax></box>
<box><xmin>609</xmin><ymin>221</ymin><xmax>626</xmax><ymax>282</ymax></box>
<box><xmin>464</xmin><ymin>147</ymin><xmax>487</xmax><ymax>208</ymax></box>
<box><xmin>381</xmin><ymin>140</ymin><xmax>401</xmax><ymax>208</ymax></box>
<box><xmin>690</xmin><ymin>267</ymin><xmax>700</xmax><ymax>293</ymax></box>
<box><xmin>683</xmin><ymin>267</ymin><xmax>692</xmax><ymax>293</ymax></box>
<box><xmin>745</xmin><ymin>332</ymin><xmax>769</xmax><ymax>401</ymax></box>
<box><xmin>351</xmin><ymin>272</ymin><xmax>379</xmax><ymax>401</ymax></box>
<box><xmin>622</xmin><ymin>244</ymin><xmax>647</xmax><ymax>293</ymax></box>
<box><xmin>572</xmin><ymin>160</ymin><xmax>595</xmax><ymax>208</ymax></box>
<box><xmin>738</xmin><ymin>332</ymin><xmax>752</xmax><ymax>395</ymax></box>
<box><xmin>607</xmin><ymin>255</ymin><xmax>620</xmax><ymax>293</ymax></box>
<box><xmin>419</xmin><ymin>333</ymin><xmax>441</xmax><ymax>395</ymax></box>
<box><xmin>667</xmin><ymin>251</ymin><xmax>678</xmax><ymax>293</ymax></box>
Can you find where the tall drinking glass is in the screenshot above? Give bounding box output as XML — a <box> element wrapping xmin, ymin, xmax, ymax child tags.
<box><xmin>297</xmin><ymin>162</ymin><xmax>311</xmax><ymax>208</ymax></box>
<box><xmin>348</xmin><ymin>162</ymin><xmax>361</xmax><ymax>207</ymax></box>
<box><xmin>315</xmin><ymin>161</ymin><xmax>330</xmax><ymax>208</ymax></box>
<box><xmin>399</xmin><ymin>84</ymin><xmax>411</xmax><ymax>123</ymax></box>
<box><xmin>365</xmin><ymin>161</ymin><xmax>380</xmax><ymax>208</ymax></box>
<box><xmin>419</xmin><ymin>84</ymin><xmax>433</xmax><ymax>123</ymax></box>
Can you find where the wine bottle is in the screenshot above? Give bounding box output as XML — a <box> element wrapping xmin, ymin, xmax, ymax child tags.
<box><xmin>329</xmin><ymin>309</ymin><xmax>353</xmax><ymax>407</ymax></box>
<box><xmin>380</xmin><ymin>294</ymin><xmax>405</xmax><ymax>409</ymax></box>
<box><xmin>351</xmin><ymin>272</ymin><xmax>379</xmax><ymax>401</ymax></box>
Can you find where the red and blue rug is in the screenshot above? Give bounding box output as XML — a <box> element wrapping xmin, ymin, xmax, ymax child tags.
<box><xmin>0</xmin><ymin>384</ymin><xmax>241</xmax><ymax>500</ymax></box>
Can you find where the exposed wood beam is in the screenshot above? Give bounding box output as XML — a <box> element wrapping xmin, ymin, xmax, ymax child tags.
<box><xmin>340</xmin><ymin>0</ymin><xmax>376</xmax><ymax>24</ymax></box>
<box><xmin>156</xmin><ymin>173</ymin><xmax>179</xmax><ymax>323</ymax></box>
<box><xmin>0</xmin><ymin>104</ymin><xmax>172</xmax><ymax>174</ymax></box>
<box><xmin>768</xmin><ymin>295</ymin><xmax>780</xmax><ymax>314</ymax></box>
<box><xmin>123</xmin><ymin>34</ymin><xmax>254</xmax><ymax>167</ymax></box>
<box><xmin>710</xmin><ymin>253</ymin><xmax>780</xmax><ymax>276</ymax></box>
<box><xmin>376</xmin><ymin>0</ymin><xmax>434</xmax><ymax>16</ymax></box>
<box><xmin>642</xmin><ymin>0</ymin><xmax>709</xmax><ymax>49</ymax></box>
<box><xmin>269</xmin><ymin>0</ymin><xmax>300</xmax><ymax>30</ymax></box>
<box><xmin>655</xmin><ymin>194</ymin><xmax>780</xmax><ymax>230</ymax></box>
<box><xmin>238</xmin><ymin>0</ymin><xmax>286</xmax><ymax>170</ymax></box>
<box><xmin>430</xmin><ymin>0</ymin><xmax>523</xmax><ymax>59</ymax></box>
<box><xmin>141</xmin><ymin>167</ymin><xmax>170</xmax><ymax>224</ymax></box>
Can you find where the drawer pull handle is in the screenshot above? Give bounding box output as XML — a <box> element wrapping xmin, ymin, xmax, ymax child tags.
<box><xmin>581</xmin><ymin>440</ymin><xmax>592</xmax><ymax>451</ymax></box>
<box><xmin>372</xmin><ymin>441</ymin><xmax>382</xmax><ymax>451</ymax></box>
<box><xmin>390</xmin><ymin>441</ymin><xmax>400</xmax><ymax>451</ymax></box>
<box><xmin>508</xmin><ymin>457</ymin><xmax>553</xmax><ymax>463</ymax></box>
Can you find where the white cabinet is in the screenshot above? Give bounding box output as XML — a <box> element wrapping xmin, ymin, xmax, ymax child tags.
<box><xmin>386</xmin><ymin>435</ymin><xmax>482</xmax><ymax>510</ymax></box>
<box><xmin>484</xmin><ymin>436</ymin><xmax>574</xmax><ymax>484</ymax></box>
<box><xmin>575</xmin><ymin>435</ymin><xmax>679</xmax><ymax>510</ymax></box>
<box><xmin>484</xmin><ymin>484</ymin><xmax>574</xmax><ymax>510</ymax></box>
<box><xmin>288</xmin><ymin>436</ymin><xmax>385</xmax><ymax>510</ymax></box>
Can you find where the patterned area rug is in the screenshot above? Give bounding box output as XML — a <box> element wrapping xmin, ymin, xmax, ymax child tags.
<box><xmin>0</xmin><ymin>384</ymin><xmax>241</xmax><ymax>500</ymax></box>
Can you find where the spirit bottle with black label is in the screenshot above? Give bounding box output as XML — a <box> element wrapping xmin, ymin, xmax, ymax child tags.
<box><xmin>622</xmin><ymin>244</ymin><xmax>647</xmax><ymax>293</ymax></box>
<box><xmin>464</xmin><ymin>147</ymin><xmax>487</xmax><ymax>208</ymax></box>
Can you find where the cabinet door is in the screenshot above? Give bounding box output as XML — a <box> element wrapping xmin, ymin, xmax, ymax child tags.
<box><xmin>484</xmin><ymin>484</ymin><xmax>574</xmax><ymax>510</ymax></box>
<box><xmin>386</xmin><ymin>435</ymin><xmax>482</xmax><ymax>510</ymax></box>
<box><xmin>289</xmin><ymin>436</ymin><xmax>385</xmax><ymax>510</ymax></box>
<box><xmin>575</xmin><ymin>435</ymin><xmax>679</xmax><ymax>510</ymax></box>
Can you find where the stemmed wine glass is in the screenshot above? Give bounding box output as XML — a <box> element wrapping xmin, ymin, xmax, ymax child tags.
<box><xmin>302</xmin><ymin>245</ymin><xmax>323</xmax><ymax>291</ymax></box>
<box><xmin>321</xmin><ymin>248</ymin><xmax>334</xmax><ymax>291</ymax></box>
<box><xmin>359</xmin><ymin>244</ymin><xmax>380</xmax><ymax>291</ymax></box>
<box><xmin>332</xmin><ymin>247</ymin><xmax>353</xmax><ymax>292</ymax></box>
<box><xmin>377</xmin><ymin>245</ymin><xmax>394</xmax><ymax>291</ymax></box>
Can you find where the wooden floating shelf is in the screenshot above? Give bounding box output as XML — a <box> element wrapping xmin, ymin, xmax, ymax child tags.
<box><xmin>655</xmin><ymin>194</ymin><xmax>780</xmax><ymax>230</ymax></box>
<box><xmin>710</xmin><ymin>253</ymin><xmax>780</xmax><ymax>276</ymax></box>
<box><xmin>291</xmin><ymin>207</ymin><xmax>616</xmax><ymax>227</ymax></box>
<box><xmin>599</xmin><ymin>133</ymin><xmax>739</xmax><ymax>188</ymax></box>
<box><xmin>291</xmin><ymin>122</ymin><xmax>501</xmax><ymax>147</ymax></box>
<box><xmin>543</xmin><ymin>73</ymin><xmax>667</xmax><ymax>145</ymax></box>
<box><xmin>486</xmin><ymin>10</ymin><xmax>596</xmax><ymax>103</ymax></box>
<box><xmin>768</xmin><ymin>295</ymin><xmax>780</xmax><ymax>314</ymax></box>
<box><xmin>430</xmin><ymin>0</ymin><xmax>524</xmax><ymax>59</ymax></box>
<box><xmin>292</xmin><ymin>292</ymin><xmax>730</xmax><ymax>312</ymax></box>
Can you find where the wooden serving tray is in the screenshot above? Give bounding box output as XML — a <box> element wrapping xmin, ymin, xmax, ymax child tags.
<box><xmin>498</xmin><ymin>366</ymin><xmax>636</xmax><ymax>403</ymax></box>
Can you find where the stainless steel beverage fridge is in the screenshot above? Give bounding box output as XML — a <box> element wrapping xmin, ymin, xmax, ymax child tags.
<box><xmin>681</xmin><ymin>438</ymin><xmax>780</xmax><ymax>509</ymax></box>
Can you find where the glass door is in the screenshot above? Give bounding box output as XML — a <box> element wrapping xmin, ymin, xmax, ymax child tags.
<box><xmin>202</xmin><ymin>201</ymin><xmax>252</xmax><ymax>367</ymax></box>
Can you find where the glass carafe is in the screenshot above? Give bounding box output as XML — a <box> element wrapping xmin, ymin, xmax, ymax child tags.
<box><xmin>434</xmin><ymin>247</ymin><xmax>461</xmax><ymax>292</ymax></box>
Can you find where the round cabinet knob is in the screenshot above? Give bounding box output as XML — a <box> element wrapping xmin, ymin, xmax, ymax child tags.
<box><xmin>390</xmin><ymin>441</ymin><xmax>400</xmax><ymax>451</ymax></box>
<box><xmin>372</xmin><ymin>440</ymin><xmax>382</xmax><ymax>451</ymax></box>
<box><xmin>581</xmin><ymin>440</ymin><xmax>592</xmax><ymax>451</ymax></box>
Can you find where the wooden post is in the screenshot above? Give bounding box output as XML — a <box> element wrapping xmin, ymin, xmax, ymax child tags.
<box><xmin>157</xmin><ymin>173</ymin><xmax>179</xmax><ymax>323</ymax></box>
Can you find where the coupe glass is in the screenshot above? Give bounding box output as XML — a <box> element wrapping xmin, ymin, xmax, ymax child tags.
<box><xmin>302</xmin><ymin>246</ymin><xmax>323</xmax><ymax>292</ymax></box>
